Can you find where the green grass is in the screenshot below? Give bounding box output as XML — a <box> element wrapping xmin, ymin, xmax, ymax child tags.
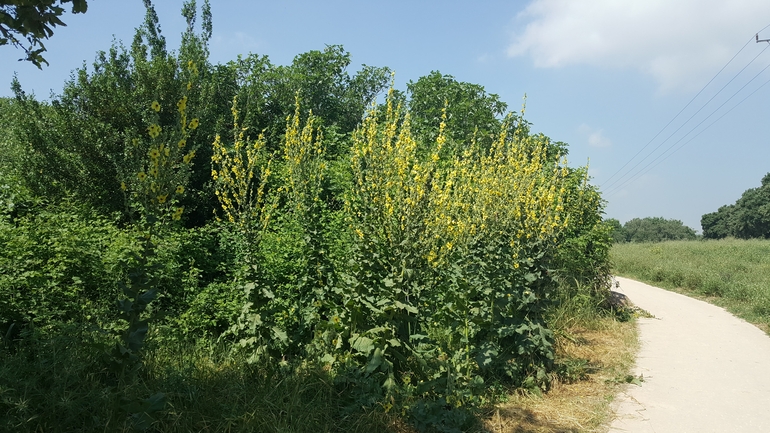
<box><xmin>611</xmin><ymin>238</ymin><xmax>770</xmax><ymax>333</ymax></box>
<box><xmin>0</xmin><ymin>285</ymin><xmax>631</xmax><ymax>433</ymax></box>
<box><xmin>0</xmin><ymin>330</ymin><xmax>408</xmax><ymax>433</ymax></box>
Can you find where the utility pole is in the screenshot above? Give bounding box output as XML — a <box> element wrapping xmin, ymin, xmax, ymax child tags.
<box><xmin>756</xmin><ymin>33</ymin><xmax>770</xmax><ymax>44</ymax></box>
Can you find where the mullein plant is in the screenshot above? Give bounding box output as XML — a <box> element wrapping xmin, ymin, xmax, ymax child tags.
<box><xmin>111</xmin><ymin>60</ymin><xmax>201</xmax><ymax>384</ymax></box>
<box><xmin>211</xmin><ymin>96</ymin><xmax>278</xmax><ymax>361</ymax></box>
<box><xmin>216</xmin><ymin>95</ymin><xmax>332</xmax><ymax>363</ymax></box>
<box><xmin>337</xmin><ymin>86</ymin><xmax>575</xmax><ymax>420</ymax></box>
<box><xmin>213</xmin><ymin>82</ymin><xmax>591</xmax><ymax>427</ymax></box>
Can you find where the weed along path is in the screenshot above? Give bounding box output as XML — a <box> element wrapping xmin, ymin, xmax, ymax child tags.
<box><xmin>608</xmin><ymin>277</ymin><xmax>770</xmax><ymax>433</ymax></box>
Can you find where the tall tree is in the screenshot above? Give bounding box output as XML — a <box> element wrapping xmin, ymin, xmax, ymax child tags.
<box><xmin>701</xmin><ymin>173</ymin><xmax>770</xmax><ymax>239</ymax></box>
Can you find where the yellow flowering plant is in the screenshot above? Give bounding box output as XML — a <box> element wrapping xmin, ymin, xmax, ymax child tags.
<box><xmin>332</xmin><ymin>84</ymin><xmax>590</xmax><ymax>417</ymax></box>
<box><xmin>109</xmin><ymin>61</ymin><xmax>202</xmax><ymax>380</ymax></box>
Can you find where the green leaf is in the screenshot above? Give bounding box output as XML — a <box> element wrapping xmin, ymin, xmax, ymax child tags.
<box><xmin>394</xmin><ymin>300</ymin><xmax>418</xmax><ymax>314</ymax></box>
<box><xmin>350</xmin><ymin>335</ymin><xmax>375</xmax><ymax>354</ymax></box>
<box><xmin>271</xmin><ymin>326</ymin><xmax>288</xmax><ymax>343</ymax></box>
<box><xmin>365</xmin><ymin>347</ymin><xmax>384</xmax><ymax>373</ymax></box>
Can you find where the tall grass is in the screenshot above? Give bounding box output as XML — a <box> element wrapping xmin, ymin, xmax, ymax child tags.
<box><xmin>0</xmin><ymin>328</ymin><xmax>408</xmax><ymax>433</ymax></box>
<box><xmin>612</xmin><ymin>238</ymin><xmax>770</xmax><ymax>332</ymax></box>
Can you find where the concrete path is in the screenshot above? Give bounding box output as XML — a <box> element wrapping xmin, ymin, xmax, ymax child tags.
<box><xmin>609</xmin><ymin>277</ymin><xmax>770</xmax><ymax>433</ymax></box>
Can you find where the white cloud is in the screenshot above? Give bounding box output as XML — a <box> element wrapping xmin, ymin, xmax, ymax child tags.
<box><xmin>579</xmin><ymin>124</ymin><xmax>612</xmax><ymax>148</ymax></box>
<box><xmin>508</xmin><ymin>0</ymin><xmax>770</xmax><ymax>93</ymax></box>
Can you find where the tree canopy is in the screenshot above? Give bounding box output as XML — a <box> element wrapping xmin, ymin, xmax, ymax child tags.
<box><xmin>1</xmin><ymin>0</ymin><xmax>88</xmax><ymax>68</ymax></box>
<box><xmin>612</xmin><ymin>217</ymin><xmax>697</xmax><ymax>243</ymax></box>
<box><xmin>702</xmin><ymin>173</ymin><xmax>770</xmax><ymax>239</ymax></box>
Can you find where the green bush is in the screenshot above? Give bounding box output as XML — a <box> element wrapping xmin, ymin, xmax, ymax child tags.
<box><xmin>0</xmin><ymin>201</ymin><xmax>121</xmax><ymax>335</ymax></box>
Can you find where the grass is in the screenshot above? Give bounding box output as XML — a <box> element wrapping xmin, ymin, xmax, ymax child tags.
<box><xmin>482</xmin><ymin>317</ymin><xmax>638</xmax><ymax>432</ymax></box>
<box><xmin>0</xmin><ymin>310</ymin><xmax>638</xmax><ymax>433</ymax></box>
<box><xmin>611</xmin><ymin>238</ymin><xmax>770</xmax><ymax>333</ymax></box>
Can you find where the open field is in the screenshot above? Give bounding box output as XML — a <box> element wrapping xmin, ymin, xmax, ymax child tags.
<box><xmin>611</xmin><ymin>238</ymin><xmax>770</xmax><ymax>333</ymax></box>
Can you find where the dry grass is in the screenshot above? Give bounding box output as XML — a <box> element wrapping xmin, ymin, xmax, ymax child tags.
<box><xmin>482</xmin><ymin>317</ymin><xmax>639</xmax><ymax>433</ymax></box>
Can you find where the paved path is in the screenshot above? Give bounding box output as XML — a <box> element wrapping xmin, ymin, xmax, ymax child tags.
<box><xmin>609</xmin><ymin>277</ymin><xmax>770</xmax><ymax>433</ymax></box>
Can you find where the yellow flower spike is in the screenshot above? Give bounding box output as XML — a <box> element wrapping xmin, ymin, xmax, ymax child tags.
<box><xmin>157</xmin><ymin>194</ymin><xmax>168</xmax><ymax>204</ymax></box>
<box><xmin>177</xmin><ymin>96</ymin><xmax>187</xmax><ymax>112</ymax></box>
<box><xmin>148</xmin><ymin>148</ymin><xmax>160</xmax><ymax>159</ymax></box>
<box><xmin>164</xmin><ymin>147</ymin><xmax>170</xmax><ymax>157</ymax></box>
<box><xmin>186</xmin><ymin>81</ymin><xmax>192</xmax><ymax>91</ymax></box>
<box><xmin>137</xmin><ymin>172</ymin><xmax>147</xmax><ymax>181</ymax></box>
<box><xmin>189</xmin><ymin>118</ymin><xmax>199</xmax><ymax>130</ymax></box>
<box><xmin>120</xmin><ymin>181</ymin><xmax>127</xmax><ymax>191</ymax></box>
<box><xmin>175</xmin><ymin>185</ymin><xmax>184</xmax><ymax>194</ymax></box>
<box><xmin>183</xmin><ymin>150</ymin><xmax>196</xmax><ymax>164</ymax></box>
<box><xmin>178</xmin><ymin>139</ymin><xmax>186</xmax><ymax>148</ymax></box>
<box><xmin>148</xmin><ymin>124</ymin><xmax>161</xmax><ymax>139</ymax></box>
<box><xmin>149</xmin><ymin>167</ymin><xmax>158</xmax><ymax>178</ymax></box>
<box><xmin>131</xmin><ymin>138</ymin><xmax>139</xmax><ymax>147</ymax></box>
<box><xmin>151</xmin><ymin>101</ymin><xmax>160</xmax><ymax>112</ymax></box>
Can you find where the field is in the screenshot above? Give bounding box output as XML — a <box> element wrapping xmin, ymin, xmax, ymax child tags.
<box><xmin>612</xmin><ymin>238</ymin><xmax>770</xmax><ymax>333</ymax></box>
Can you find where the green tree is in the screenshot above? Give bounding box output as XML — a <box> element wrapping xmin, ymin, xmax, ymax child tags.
<box><xmin>727</xmin><ymin>174</ymin><xmax>770</xmax><ymax>239</ymax></box>
<box><xmin>701</xmin><ymin>204</ymin><xmax>734</xmax><ymax>239</ymax></box>
<box><xmin>604</xmin><ymin>218</ymin><xmax>625</xmax><ymax>243</ymax></box>
<box><xmin>6</xmin><ymin>0</ymin><xmax>217</xmax><ymax>224</ymax></box>
<box><xmin>622</xmin><ymin>217</ymin><xmax>696</xmax><ymax>242</ymax></box>
<box><xmin>701</xmin><ymin>173</ymin><xmax>770</xmax><ymax>239</ymax></box>
<box><xmin>229</xmin><ymin>45</ymin><xmax>390</xmax><ymax>157</ymax></box>
<box><xmin>406</xmin><ymin>71</ymin><xmax>507</xmax><ymax>154</ymax></box>
<box><xmin>1</xmin><ymin>0</ymin><xmax>88</xmax><ymax>68</ymax></box>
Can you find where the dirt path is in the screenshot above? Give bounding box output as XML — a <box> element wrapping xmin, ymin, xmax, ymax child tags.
<box><xmin>609</xmin><ymin>277</ymin><xmax>770</xmax><ymax>433</ymax></box>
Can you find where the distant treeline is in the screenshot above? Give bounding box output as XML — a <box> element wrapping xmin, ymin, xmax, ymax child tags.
<box><xmin>606</xmin><ymin>217</ymin><xmax>697</xmax><ymax>243</ymax></box>
<box><xmin>701</xmin><ymin>173</ymin><xmax>770</xmax><ymax>240</ymax></box>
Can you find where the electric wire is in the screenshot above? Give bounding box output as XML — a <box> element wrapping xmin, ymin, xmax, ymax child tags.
<box><xmin>601</xmin><ymin>24</ymin><xmax>770</xmax><ymax>195</ymax></box>
<box><xmin>605</xmin><ymin>72</ymin><xmax>770</xmax><ymax>198</ymax></box>
<box><xmin>602</xmin><ymin>43</ymin><xmax>769</xmax><ymax>192</ymax></box>
<box><xmin>600</xmin><ymin>33</ymin><xmax>759</xmax><ymax>188</ymax></box>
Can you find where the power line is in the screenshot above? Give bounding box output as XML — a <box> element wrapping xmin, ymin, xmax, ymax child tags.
<box><xmin>600</xmin><ymin>24</ymin><xmax>770</xmax><ymax>195</ymax></box>
<box><xmin>601</xmin><ymin>43</ymin><xmax>769</xmax><ymax>192</ymax></box>
<box><xmin>605</xmin><ymin>72</ymin><xmax>770</xmax><ymax>198</ymax></box>
<box><xmin>600</xmin><ymin>32</ymin><xmax>759</xmax><ymax>188</ymax></box>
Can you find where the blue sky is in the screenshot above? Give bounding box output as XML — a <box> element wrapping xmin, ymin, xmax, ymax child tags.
<box><xmin>3</xmin><ymin>0</ymin><xmax>770</xmax><ymax>231</ymax></box>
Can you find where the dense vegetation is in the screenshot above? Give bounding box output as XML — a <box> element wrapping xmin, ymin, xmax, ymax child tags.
<box><xmin>701</xmin><ymin>173</ymin><xmax>770</xmax><ymax>239</ymax></box>
<box><xmin>606</xmin><ymin>217</ymin><xmax>697</xmax><ymax>243</ymax></box>
<box><xmin>0</xmin><ymin>2</ymin><xmax>616</xmax><ymax>431</ymax></box>
<box><xmin>612</xmin><ymin>239</ymin><xmax>770</xmax><ymax>334</ymax></box>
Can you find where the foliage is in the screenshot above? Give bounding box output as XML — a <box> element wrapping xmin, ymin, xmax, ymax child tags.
<box><xmin>0</xmin><ymin>201</ymin><xmax>119</xmax><ymax>336</ymax></box>
<box><xmin>406</xmin><ymin>71</ymin><xmax>507</xmax><ymax>152</ymax></box>
<box><xmin>2</xmin><ymin>1</ymin><xmax>212</xmax><ymax>225</ymax></box>
<box><xmin>212</xmin><ymin>86</ymin><xmax>599</xmax><ymax>430</ymax></box>
<box><xmin>604</xmin><ymin>218</ymin><xmax>625</xmax><ymax>243</ymax></box>
<box><xmin>225</xmin><ymin>45</ymin><xmax>390</xmax><ymax>157</ymax></box>
<box><xmin>0</xmin><ymin>333</ymin><xmax>406</xmax><ymax>432</ymax></box>
<box><xmin>0</xmin><ymin>0</ymin><xmax>88</xmax><ymax>67</ymax></box>
<box><xmin>702</xmin><ymin>173</ymin><xmax>770</xmax><ymax>239</ymax></box>
<box><xmin>550</xmin><ymin>168</ymin><xmax>612</xmax><ymax>298</ymax></box>
<box><xmin>616</xmin><ymin>216</ymin><xmax>697</xmax><ymax>242</ymax></box>
<box><xmin>0</xmin><ymin>5</ymin><xmax>614</xmax><ymax>430</ymax></box>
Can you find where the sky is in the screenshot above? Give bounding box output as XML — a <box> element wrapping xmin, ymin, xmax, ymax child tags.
<box><xmin>2</xmin><ymin>0</ymin><xmax>770</xmax><ymax>232</ymax></box>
